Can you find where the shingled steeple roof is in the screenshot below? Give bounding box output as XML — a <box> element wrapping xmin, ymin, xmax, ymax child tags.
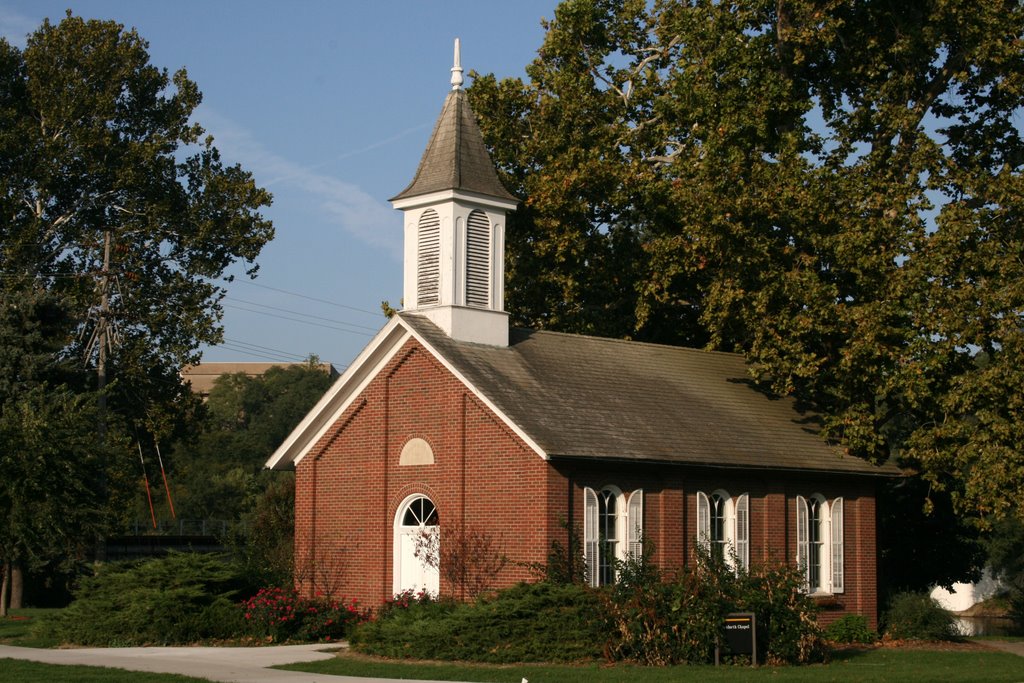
<box><xmin>390</xmin><ymin>47</ymin><xmax>517</xmax><ymax>204</ymax></box>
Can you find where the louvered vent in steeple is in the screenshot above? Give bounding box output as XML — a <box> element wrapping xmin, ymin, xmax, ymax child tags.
<box><xmin>417</xmin><ymin>209</ymin><xmax>440</xmax><ymax>306</ymax></box>
<box><xmin>465</xmin><ymin>210</ymin><xmax>490</xmax><ymax>308</ymax></box>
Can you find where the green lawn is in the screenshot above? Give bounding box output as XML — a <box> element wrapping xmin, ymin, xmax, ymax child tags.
<box><xmin>282</xmin><ymin>647</ymin><xmax>1024</xmax><ymax>683</ymax></box>
<box><xmin>0</xmin><ymin>610</ymin><xmax>61</xmax><ymax>648</ymax></box>
<box><xmin>0</xmin><ymin>659</ymin><xmax>208</xmax><ymax>683</ymax></box>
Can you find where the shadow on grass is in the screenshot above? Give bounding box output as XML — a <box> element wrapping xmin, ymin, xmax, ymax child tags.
<box><xmin>0</xmin><ymin>609</ymin><xmax>62</xmax><ymax>648</ymax></box>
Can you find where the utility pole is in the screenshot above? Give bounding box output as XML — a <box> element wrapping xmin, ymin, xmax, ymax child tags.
<box><xmin>97</xmin><ymin>229</ymin><xmax>111</xmax><ymax>440</ymax></box>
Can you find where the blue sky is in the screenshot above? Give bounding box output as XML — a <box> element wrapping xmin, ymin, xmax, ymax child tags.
<box><xmin>0</xmin><ymin>1</ymin><xmax>557</xmax><ymax>370</ymax></box>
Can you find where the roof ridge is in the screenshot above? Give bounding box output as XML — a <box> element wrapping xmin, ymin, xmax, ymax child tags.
<box><xmin>512</xmin><ymin>326</ymin><xmax>747</xmax><ymax>359</ymax></box>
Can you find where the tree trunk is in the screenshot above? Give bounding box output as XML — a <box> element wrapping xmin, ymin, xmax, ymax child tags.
<box><xmin>0</xmin><ymin>562</ymin><xmax>9</xmax><ymax>617</ymax></box>
<box><xmin>9</xmin><ymin>562</ymin><xmax>23</xmax><ymax>610</ymax></box>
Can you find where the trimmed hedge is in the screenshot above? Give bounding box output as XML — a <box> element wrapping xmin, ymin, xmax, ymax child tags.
<box><xmin>38</xmin><ymin>552</ymin><xmax>251</xmax><ymax>646</ymax></box>
<box><xmin>351</xmin><ymin>582</ymin><xmax>606</xmax><ymax>663</ymax></box>
<box><xmin>352</xmin><ymin>552</ymin><xmax>827</xmax><ymax>666</ymax></box>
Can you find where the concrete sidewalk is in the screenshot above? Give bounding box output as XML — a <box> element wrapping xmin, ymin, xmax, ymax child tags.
<box><xmin>0</xmin><ymin>643</ymin><xmax>472</xmax><ymax>683</ymax></box>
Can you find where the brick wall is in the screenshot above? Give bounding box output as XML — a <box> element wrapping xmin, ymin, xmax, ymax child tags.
<box><xmin>295</xmin><ymin>338</ymin><xmax>557</xmax><ymax>608</ymax></box>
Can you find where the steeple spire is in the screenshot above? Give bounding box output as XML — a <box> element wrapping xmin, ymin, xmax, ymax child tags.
<box><xmin>451</xmin><ymin>38</ymin><xmax>463</xmax><ymax>90</ymax></box>
<box><xmin>390</xmin><ymin>41</ymin><xmax>518</xmax><ymax>347</ymax></box>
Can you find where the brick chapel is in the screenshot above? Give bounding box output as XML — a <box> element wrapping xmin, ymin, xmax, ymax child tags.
<box><xmin>266</xmin><ymin>41</ymin><xmax>897</xmax><ymax>628</ymax></box>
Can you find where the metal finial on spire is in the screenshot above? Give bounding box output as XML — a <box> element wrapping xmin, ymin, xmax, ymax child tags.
<box><xmin>451</xmin><ymin>38</ymin><xmax>464</xmax><ymax>90</ymax></box>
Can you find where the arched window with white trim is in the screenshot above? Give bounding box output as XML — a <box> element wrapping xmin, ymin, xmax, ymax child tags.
<box><xmin>583</xmin><ymin>486</ymin><xmax>643</xmax><ymax>586</ymax></box>
<box><xmin>696</xmin><ymin>489</ymin><xmax>749</xmax><ymax>571</ymax></box>
<box><xmin>796</xmin><ymin>494</ymin><xmax>844</xmax><ymax>594</ymax></box>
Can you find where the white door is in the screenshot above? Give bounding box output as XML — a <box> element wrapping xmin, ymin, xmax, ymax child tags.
<box><xmin>394</xmin><ymin>495</ymin><xmax>439</xmax><ymax>596</ymax></box>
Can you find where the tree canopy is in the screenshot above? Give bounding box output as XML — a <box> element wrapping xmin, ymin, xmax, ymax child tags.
<box><xmin>0</xmin><ymin>12</ymin><xmax>273</xmax><ymax>408</ymax></box>
<box><xmin>468</xmin><ymin>0</ymin><xmax>1024</xmax><ymax>525</ymax></box>
<box><xmin>0</xmin><ymin>12</ymin><xmax>275</xmax><ymax>609</ymax></box>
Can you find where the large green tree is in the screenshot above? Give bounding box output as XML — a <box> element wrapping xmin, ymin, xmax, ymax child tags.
<box><xmin>469</xmin><ymin>0</ymin><xmax>1024</xmax><ymax>531</ymax></box>
<box><xmin>0</xmin><ymin>12</ymin><xmax>273</xmax><ymax>422</ymax></box>
<box><xmin>0</xmin><ymin>13</ymin><xmax>274</xmax><ymax>606</ymax></box>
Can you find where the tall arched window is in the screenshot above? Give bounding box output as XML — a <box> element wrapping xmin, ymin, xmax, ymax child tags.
<box><xmin>796</xmin><ymin>494</ymin><xmax>844</xmax><ymax>594</ymax></box>
<box><xmin>465</xmin><ymin>210</ymin><xmax>490</xmax><ymax>308</ymax></box>
<box><xmin>584</xmin><ymin>486</ymin><xmax>643</xmax><ymax>586</ymax></box>
<box><xmin>417</xmin><ymin>210</ymin><xmax>440</xmax><ymax>306</ymax></box>
<box><xmin>697</xmin><ymin>489</ymin><xmax>749</xmax><ymax>571</ymax></box>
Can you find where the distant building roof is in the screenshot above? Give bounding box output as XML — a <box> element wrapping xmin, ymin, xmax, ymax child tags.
<box><xmin>181</xmin><ymin>362</ymin><xmax>339</xmax><ymax>397</ymax></box>
<box><xmin>390</xmin><ymin>88</ymin><xmax>517</xmax><ymax>204</ymax></box>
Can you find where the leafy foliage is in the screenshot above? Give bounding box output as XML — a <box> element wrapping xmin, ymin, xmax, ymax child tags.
<box><xmin>170</xmin><ymin>363</ymin><xmax>332</xmax><ymax>525</ymax></box>
<box><xmin>986</xmin><ymin>516</ymin><xmax>1024</xmax><ymax>625</ymax></box>
<box><xmin>881</xmin><ymin>593</ymin><xmax>960</xmax><ymax>641</ymax></box>
<box><xmin>469</xmin><ymin>0</ymin><xmax>1024</xmax><ymax>528</ymax></box>
<box><xmin>0</xmin><ymin>384</ymin><xmax>119</xmax><ymax>583</ymax></box>
<box><xmin>354</xmin><ymin>554</ymin><xmax>824</xmax><ymax>666</ymax></box>
<box><xmin>0</xmin><ymin>11</ymin><xmax>274</xmax><ymax>606</ymax></box>
<box><xmin>825</xmin><ymin>614</ymin><xmax>878</xmax><ymax>644</ymax></box>
<box><xmin>240</xmin><ymin>586</ymin><xmax>369</xmax><ymax>643</ymax></box>
<box><xmin>603</xmin><ymin>547</ymin><xmax>825</xmax><ymax>665</ymax></box>
<box><xmin>39</xmin><ymin>552</ymin><xmax>253</xmax><ymax>645</ymax></box>
<box><xmin>413</xmin><ymin>523</ymin><xmax>510</xmax><ymax>599</ymax></box>
<box><xmin>351</xmin><ymin>582</ymin><xmax>605</xmax><ymax>663</ymax></box>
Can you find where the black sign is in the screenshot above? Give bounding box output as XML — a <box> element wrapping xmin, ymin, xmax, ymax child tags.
<box><xmin>717</xmin><ymin>611</ymin><xmax>758</xmax><ymax>665</ymax></box>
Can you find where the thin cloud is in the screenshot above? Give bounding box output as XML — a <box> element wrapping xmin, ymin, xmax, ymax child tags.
<box><xmin>0</xmin><ymin>6</ymin><xmax>40</xmax><ymax>46</ymax></box>
<box><xmin>198</xmin><ymin>106</ymin><xmax>402</xmax><ymax>258</ymax></box>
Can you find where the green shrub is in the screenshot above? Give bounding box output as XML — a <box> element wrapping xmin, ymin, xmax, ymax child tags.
<box><xmin>603</xmin><ymin>547</ymin><xmax>825</xmax><ymax>666</ymax></box>
<box><xmin>37</xmin><ymin>552</ymin><xmax>252</xmax><ymax>646</ymax></box>
<box><xmin>351</xmin><ymin>582</ymin><xmax>605</xmax><ymax>663</ymax></box>
<box><xmin>882</xmin><ymin>592</ymin><xmax>960</xmax><ymax>640</ymax></box>
<box><xmin>825</xmin><ymin>614</ymin><xmax>878</xmax><ymax>643</ymax></box>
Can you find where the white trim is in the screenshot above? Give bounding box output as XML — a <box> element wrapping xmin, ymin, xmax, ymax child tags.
<box><xmin>796</xmin><ymin>494</ymin><xmax>809</xmax><ymax>591</ymax></box>
<box><xmin>627</xmin><ymin>489</ymin><xmax>644</xmax><ymax>560</ymax></box>
<box><xmin>264</xmin><ymin>316</ymin><xmax>409</xmax><ymax>470</ymax></box>
<box><xmin>392</xmin><ymin>493</ymin><xmax>439</xmax><ymax>596</ymax></box>
<box><xmin>696</xmin><ymin>490</ymin><xmax>710</xmax><ymax>552</ymax></box>
<box><xmin>264</xmin><ymin>314</ymin><xmax>549</xmax><ymax>470</ymax></box>
<box><xmin>831</xmin><ymin>497</ymin><xmax>844</xmax><ymax>593</ymax></box>
<box><xmin>584</xmin><ymin>487</ymin><xmax>599</xmax><ymax>587</ymax></box>
<box><xmin>391</xmin><ymin>188</ymin><xmax>518</xmax><ymax>212</ymax></box>
<box><xmin>735</xmin><ymin>492</ymin><xmax>749</xmax><ymax>571</ymax></box>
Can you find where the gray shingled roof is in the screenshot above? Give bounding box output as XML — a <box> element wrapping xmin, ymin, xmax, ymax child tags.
<box><xmin>401</xmin><ymin>313</ymin><xmax>896</xmax><ymax>476</ymax></box>
<box><xmin>390</xmin><ymin>89</ymin><xmax>518</xmax><ymax>203</ymax></box>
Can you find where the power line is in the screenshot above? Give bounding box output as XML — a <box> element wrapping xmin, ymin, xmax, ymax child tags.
<box><xmin>218</xmin><ymin>338</ymin><xmax>309</xmax><ymax>363</ymax></box>
<box><xmin>222</xmin><ymin>302</ymin><xmax>376</xmax><ymax>337</ymax></box>
<box><xmin>232</xmin><ymin>279</ymin><xmax>384</xmax><ymax>318</ymax></box>
<box><xmin>226</xmin><ymin>295</ymin><xmax>379</xmax><ymax>333</ymax></box>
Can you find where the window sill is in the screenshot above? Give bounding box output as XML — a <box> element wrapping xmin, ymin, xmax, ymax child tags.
<box><xmin>810</xmin><ymin>594</ymin><xmax>844</xmax><ymax>610</ymax></box>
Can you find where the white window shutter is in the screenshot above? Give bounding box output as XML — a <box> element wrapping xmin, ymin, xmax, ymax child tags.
<box><xmin>735</xmin><ymin>493</ymin><xmax>749</xmax><ymax>572</ymax></box>
<box><xmin>584</xmin><ymin>487</ymin><xmax>599</xmax><ymax>587</ymax></box>
<box><xmin>417</xmin><ymin>210</ymin><xmax>440</xmax><ymax>306</ymax></box>
<box><xmin>627</xmin><ymin>489</ymin><xmax>644</xmax><ymax>559</ymax></box>
<box><xmin>465</xmin><ymin>210</ymin><xmax>490</xmax><ymax>308</ymax></box>
<box><xmin>796</xmin><ymin>495</ymin><xmax>809</xmax><ymax>591</ymax></box>
<box><xmin>696</xmin><ymin>491</ymin><xmax>710</xmax><ymax>553</ymax></box>
<box><xmin>831</xmin><ymin>497</ymin><xmax>844</xmax><ymax>593</ymax></box>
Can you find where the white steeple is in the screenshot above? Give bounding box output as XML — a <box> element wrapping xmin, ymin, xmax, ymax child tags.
<box><xmin>390</xmin><ymin>40</ymin><xmax>518</xmax><ymax>347</ymax></box>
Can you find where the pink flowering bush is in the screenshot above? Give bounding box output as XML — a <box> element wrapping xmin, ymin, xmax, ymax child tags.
<box><xmin>241</xmin><ymin>587</ymin><xmax>370</xmax><ymax>643</ymax></box>
<box><xmin>377</xmin><ymin>588</ymin><xmax>436</xmax><ymax>617</ymax></box>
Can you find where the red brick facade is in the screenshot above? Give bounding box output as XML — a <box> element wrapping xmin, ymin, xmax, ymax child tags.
<box><xmin>294</xmin><ymin>337</ymin><xmax>880</xmax><ymax>628</ymax></box>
